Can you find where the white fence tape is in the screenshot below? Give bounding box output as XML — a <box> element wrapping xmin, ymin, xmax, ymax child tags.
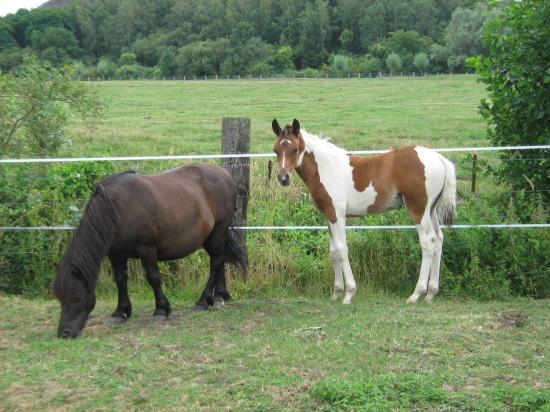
<box><xmin>1</xmin><ymin>145</ymin><xmax>549</xmax><ymax>164</ymax></box>
<box><xmin>1</xmin><ymin>224</ymin><xmax>549</xmax><ymax>232</ymax></box>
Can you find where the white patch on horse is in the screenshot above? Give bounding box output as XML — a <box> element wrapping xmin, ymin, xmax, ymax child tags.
<box><xmin>282</xmin><ymin>152</ymin><xmax>286</xmax><ymax>168</ymax></box>
<box><xmin>347</xmin><ymin>181</ymin><xmax>378</xmax><ymax>216</ymax></box>
<box><xmin>414</xmin><ymin>146</ymin><xmax>446</xmax><ymax>203</ymax></box>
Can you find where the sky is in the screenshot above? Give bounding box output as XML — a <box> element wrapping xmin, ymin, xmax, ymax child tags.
<box><xmin>0</xmin><ymin>0</ymin><xmax>45</xmax><ymax>17</ymax></box>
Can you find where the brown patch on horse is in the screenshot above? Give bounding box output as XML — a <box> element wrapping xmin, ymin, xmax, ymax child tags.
<box><xmin>348</xmin><ymin>146</ymin><xmax>427</xmax><ymax>224</ymax></box>
<box><xmin>296</xmin><ymin>152</ymin><xmax>337</xmax><ymax>224</ymax></box>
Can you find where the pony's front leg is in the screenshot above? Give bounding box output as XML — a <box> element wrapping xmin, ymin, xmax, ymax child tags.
<box><xmin>109</xmin><ymin>256</ymin><xmax>132</xmax><ymax>324</ymax></box>
<box><xmin>140</xmin><ymin>251</ymin><xmax>171</xmax><ymax>321</ymax></box>
<box><xmin>329</xmin><ymin>216</ymin><xmax>356</xmax><ymax>304</ymax></box>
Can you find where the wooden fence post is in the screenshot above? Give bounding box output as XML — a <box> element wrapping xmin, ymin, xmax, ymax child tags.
<box><xmin>221</xmin><ymin>118</ymin><xmax>250</xmax><ymax>280</ymax></box>
<box><xmin>471</xmin><ymin>153</ymin><xmax>478</xmax><ymax>193</ymax></box>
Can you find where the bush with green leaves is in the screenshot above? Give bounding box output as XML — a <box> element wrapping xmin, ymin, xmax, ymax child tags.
<box><xmin>470</xmin><ymin>0</ymin><xmax>550</xmax><ymax>209</ymax></box>
<box><xmin>386</xmin><ymin>53</ymin><xmax>402</xmax><ymax>75</ymax></box>
<box><xmin>0</xmin><ymin>56</ymin><xmax>101</xmax><ymax>158</ymax></box>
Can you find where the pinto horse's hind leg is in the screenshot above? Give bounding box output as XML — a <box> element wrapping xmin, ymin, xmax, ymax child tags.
<box><xmin>140</xmin><ymin>251</ymin><xmax>171</xmax><ymax>320</ymax></box>
<box><xmin>109</xmin><ymin>256</ymin><xmax>132</xmax><ymax>324</ymax></box>
<box><xmin>407</xmin><ymin>212</ymin><xmax>437</xmax><ymax>304</ymax></box>
<box><xmin>425</xmin><ymin>213</ymin><xmax>443</xmax><ymax>303</ymax></box>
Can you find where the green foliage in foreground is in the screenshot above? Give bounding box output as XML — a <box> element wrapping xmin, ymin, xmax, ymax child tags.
<box><xmin>0</xmin><ymin>296</ymin><xmax>549</xmax><ymax>410</ymax></box>
<box><xmin>471</xmin><ymin>0</ymin><xmax>550</xmax><ymax>207</ymax></box>
<box><xmin>311</xmin><ymin>374</ymin><xmax>550</xmax><ymax>411</ymax></box>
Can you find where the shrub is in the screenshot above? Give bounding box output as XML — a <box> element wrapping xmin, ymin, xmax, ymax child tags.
<box><xmin>471</xmin><ymin>0</ymin><xmax>550</xmax><ymax>209</ymax></box>
<box><xmin>386</xmin><ymin>53</ymin><xmax>402</xmax><ymax>75</ymax></box>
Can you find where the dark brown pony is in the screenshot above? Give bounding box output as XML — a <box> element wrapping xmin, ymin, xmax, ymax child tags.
<box><xmin>53</xmin><ymin>164</ymin><xmax>247</xmax><ymax>338</ymax></box>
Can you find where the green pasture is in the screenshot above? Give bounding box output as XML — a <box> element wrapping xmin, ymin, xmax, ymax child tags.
<box><xmin>68</xmin><ymin>74</ymin><xmax>487</xmax><ymax>156</ymax></box>
<box><xmin>1</xmin><ymin>295</ymin><xmax>548</xmax><ymax>411</ymax></box>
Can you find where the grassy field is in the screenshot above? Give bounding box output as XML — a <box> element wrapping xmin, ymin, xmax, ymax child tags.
<box><xmin>67</xmin><ymin>74</ymin><xmax>488</xmax><ymax>156</ymax></box>
<box><xmin>1</xmin><ymin>295</ymin><xmax>548</xmax><ymax>411</ymax></box>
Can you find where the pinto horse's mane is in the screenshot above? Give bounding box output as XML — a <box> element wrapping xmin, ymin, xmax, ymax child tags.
<box><xmin>54</xmin><ymin>172</ymin><xmax>132</xmax><ymax>302</ymax></box>
<box><xmin>300</xmin><ymin>129</ymin><xmax>348</xmax><ymax>156</ymax></box>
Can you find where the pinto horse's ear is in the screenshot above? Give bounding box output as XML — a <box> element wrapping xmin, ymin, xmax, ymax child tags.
<box><xmin>292</xmin><ymin>119</ymin><xmax>300</xmax><ymax>135</ymax></box>
<box><xmin>272</xmin><ymin>119</ymin><xmax>281</xmax><ymax>136</ymax></box>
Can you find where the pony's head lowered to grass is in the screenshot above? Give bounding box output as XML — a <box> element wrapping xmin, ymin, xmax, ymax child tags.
<box><xmin>53</xmin><ymin>184</ymin><xmax>118</xmax><ymax>338</ymax></box>
<box><xmin>272</xmin><ymin>118</ymin><xmax>305</xmax><ymax>186</ymax></box>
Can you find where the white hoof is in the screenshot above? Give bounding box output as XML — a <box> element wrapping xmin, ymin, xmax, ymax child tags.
<box><xmin>424</xmin><ymin>295</ymin><xmax>434</xmax><ymax>304</ymax></box>
<box><xmin>406</xmin><ymin>295</ymin><xmax>419</xmax><ymax>304</ymax></box>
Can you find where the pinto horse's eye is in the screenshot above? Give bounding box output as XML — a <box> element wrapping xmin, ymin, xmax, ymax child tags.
<box><xmin>293</xmin><ymin>148</ymin><xmax>299</xmax><ymax>153</ymax></box>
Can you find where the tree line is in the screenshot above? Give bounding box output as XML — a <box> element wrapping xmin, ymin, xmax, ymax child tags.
<box><xmin>0</xmin><ymin>0</ymin><xmax>495</xmax><ymax>77</ymax></box>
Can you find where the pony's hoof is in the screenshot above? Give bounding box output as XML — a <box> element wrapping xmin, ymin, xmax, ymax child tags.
<box><xmin>193</xmin><ymin>304</ymin><xmax>209</xmax><ymax>312</ymax></box>
<box><xmin>424</xmin><ymin>296</ymin><xmax>434</xmax><ymax>304</ymax></box>
<box><xmin>152</xmin><ymin>314</ymin><xmax>168</xmax><ymax>322</ymax></box>
<box><xmin>109</xmin><ymin>316</ymin><xmax>127</xmax><ymax>325</ymax></box>
<box><xmin>211</xmin><ymin>297</ymin><xmax>225</xmax><ymax>310</ymax></box>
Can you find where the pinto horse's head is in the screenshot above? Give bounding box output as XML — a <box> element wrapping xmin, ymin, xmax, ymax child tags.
<box><xmin>54</xmin><ymin>262</ymin><xmax>96</xmax><ymax>339</ymax></box>
<box><xmin>272</xmin><ymin>118</ymin><xmax>305</xmax><ymax>186</ymax></box>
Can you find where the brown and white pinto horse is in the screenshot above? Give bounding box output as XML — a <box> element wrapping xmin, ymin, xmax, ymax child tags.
<box><xmin>272</xmin><ymin>119</ymin><xmax>456</xmax><ymax>305</ymax></box>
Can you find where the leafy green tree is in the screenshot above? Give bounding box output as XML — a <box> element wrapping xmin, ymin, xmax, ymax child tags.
<box><xmin>0</xmin><ymin>56</ymin><xmax>101</xmax><ymax>157</ymax></box>
<box><xmin>31</xmin><ymin>27</ymin><xmax>82</xmax><ymax>65</ymax></box>
<box><xmin>119</xmin><ymin>52</ymin><xmax>137</xmax><ymax>66</ymax></box>
<box><xmin>445</xmin><ymin>3</ymin><xmax>495</xmax><ymax>73</ymax></box>
<box><xmin>0</xmin><ymin>23</ymin><xmax>18</xmax><ymax>52</ymax></box>
<box><xmin>383</xmin><ymin>30</ymin><xmax>430</xmax><ymax>73</ymax></box>
<box><xmin>339</xmin><ymin>29</ymin><xmax>354</xmax><ymax>52</ymax></box>
<box><xmin>159</xmin><ymin>47</ymin><xmax>178</xmax><ymax>76</ymax></box>
<box><xmin>296</xmin><ymin>0</ymin><xmax>330</xmax><ymax>69</ymax></box>
<box><xmin>331</xmin><ymin>54</ymin><xmax>352</xmax><ymax>73</ymax></box>
<box><xmin>413</xmin><ymin>52</ymin><xmax>429</xmax><ymax>75</ymax></box>
<box><xmin>132</xmin><ymin>32</ymin><xmax>169</xmax><ymax>66</ymax></box>
<box><xmin>363</xmin><ymin>56</ymin><xmax>382</xmax><ymax>74</ymax></box>
<box><xmin>96</xmin><ymin>58</ymin><xmax>116</xmax><ymax>78</ymax></box>
<box><xmin>471</xmin><ymin>0</ymin><xmax>550</xmax><ymax>207</ymax></box>
<box><xmin>269</xmin><ymin>46</ymin><xmax>295</xmax><ymax>73</ymax></box>
<box><xmin>386</xmin><ymin>53</ymin><xmax>402</xmax><ymax>75</ymax></box>
<box><xmin>429</xmin><ymin>43</ymin><xmax>450</xmax><ymax>73</ymax></box>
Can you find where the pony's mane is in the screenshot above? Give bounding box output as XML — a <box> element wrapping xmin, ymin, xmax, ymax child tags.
<box><xmin>300</xmin><ymin>129</ymin><xmax>348</xmax><ymax>155</ymax></box>
<box><xmin>54</xmin><ymin>174</ymin><xmax>127</xmax><ymax>302</ymax></box>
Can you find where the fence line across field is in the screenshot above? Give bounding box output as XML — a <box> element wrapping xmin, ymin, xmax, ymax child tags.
<box><xmin>1</xmin><ymin>145</ymin><xmax>549</xmax><ymax>164</ymax></box>
<box><xmin>1</xmin><ymin>224</ymin><xmax>549</xmax><ymax>232</ymax></box>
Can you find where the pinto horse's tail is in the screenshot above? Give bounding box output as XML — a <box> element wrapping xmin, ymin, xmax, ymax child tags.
<box><xmin>225</xmin><ymin>226</ymin><xmax>248</xmax><ymax>278</ymax></box>
<box><xmin>436</xmin><ymin>155</ymin><xmax>457</xmax><ymax>226</ymax></box>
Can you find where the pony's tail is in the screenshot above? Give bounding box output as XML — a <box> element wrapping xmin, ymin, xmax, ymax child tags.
<box><xmin>225</xmin><ymin>227</ymin><xmax>248</xmax><ymax>279</ymax></box>
<box><xmin>436</xmin><ymin>155</ymin><xmax>457</xmax><ymax>226</ymax></box>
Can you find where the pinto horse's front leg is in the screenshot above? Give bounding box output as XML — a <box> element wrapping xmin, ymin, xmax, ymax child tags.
<box><xmin>328</xmin><ymin>216</ymin><xmax>356</xmax><ymax>304</ymax></box>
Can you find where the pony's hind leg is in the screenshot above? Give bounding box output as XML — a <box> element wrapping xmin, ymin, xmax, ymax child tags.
<box><xmin>140</xmin><ymin>250</ymin><xmax>171</xmax><ymax>320</ymax></box>
<box><xmin>425</xmin><ymin>213</ymin><xmax>443</xmax><ymax>303</ymax></box>
<box><xmin>406</xmin><ymin>213</ymin><xmax>437</xmax><ymax>304</ymax></box>
<box><xmin>109</xmin><ymin>256</ymin><xmax>132</xmax><ymax>324</ymax></box>
<box><xmin>198</xmin><ymin>225</ymin><xmax>229</xmax><ymax>310</ymax></box>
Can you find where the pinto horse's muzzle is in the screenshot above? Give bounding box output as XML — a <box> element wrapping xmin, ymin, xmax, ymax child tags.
<box><xmin>278</xmin><ymin>171</ymin><xmax>291</xmax><ymax>186</ymax></box>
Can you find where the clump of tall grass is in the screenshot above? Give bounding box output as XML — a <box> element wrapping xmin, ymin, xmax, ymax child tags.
<box><xmin>1</xmin><ymin>158</ymin><xmax>549</xmax><ymax>300</ymax></box>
